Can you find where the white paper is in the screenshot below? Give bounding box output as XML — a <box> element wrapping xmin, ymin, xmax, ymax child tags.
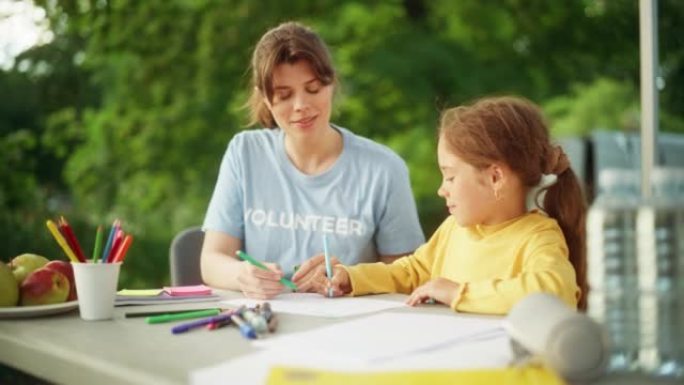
<box><xmin>191</xmin><ymin>304</ymin><xmax>508</xmax><ymax>385</ymax></box>
<box><xmin>189</xmin><ymin>348</ymin><xmax>363</xmax><ymax>385</ymax></box>
<box><xmin>253</xmin><ymin>312</ymin><xmax>504</xmax><ymax>362</ymax></box>
<box><xmin>190</xmin><ymin>331</ymin><xmax>510</xmax><ymax>385</ymax></box>
<box><xmin>221</xmin><ymin>293</ymin><xmax>406</xmax><ymax>317</ymax></box>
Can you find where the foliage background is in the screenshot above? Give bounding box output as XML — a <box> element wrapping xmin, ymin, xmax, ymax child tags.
<box><xmin>2</xmin><ymin>0</ymin><xmax>683</xmax><ymax>288</ymax></box>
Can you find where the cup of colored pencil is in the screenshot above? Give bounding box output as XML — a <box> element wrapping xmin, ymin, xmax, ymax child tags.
<box><xmin>45</xmin><ymin>216</ymin><xmax>133</xmax><ymax>264</ymax></box>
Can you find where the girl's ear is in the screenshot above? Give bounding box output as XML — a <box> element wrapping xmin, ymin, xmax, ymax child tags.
<box><xmin>487</xmin><ymin>163</ymin><xmax>507</xmax><ymax>201</ymax></box>
<box><xmin>488</xmin><ymin>163</ymin><xmax>506</xmax><ymax>188</ymax></box>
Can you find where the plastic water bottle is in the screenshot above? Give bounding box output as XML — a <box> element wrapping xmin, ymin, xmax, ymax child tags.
<box><xmin>587</xmin><ymin>168</ymin><xmax>641</xmax><ymax>371</ymax></box>
<box><xmin>636</xmin><ymin>167</ymin><xmax>684</xmax><ymax>377</ymax></box>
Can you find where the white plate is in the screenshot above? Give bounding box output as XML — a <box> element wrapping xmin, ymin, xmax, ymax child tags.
<box><xmin>0</xmin><ymin>300</ymin><xmax>79</xmax><ymax>319</ymax></box>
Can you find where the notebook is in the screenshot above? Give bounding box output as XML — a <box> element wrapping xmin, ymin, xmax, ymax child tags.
<box><xmin>266</xmin><ymin>366</ymin><xmax>566</xmax><ymax>385</ymax></box>
<box><xmin>116</xmin><ymin>285</ymin><xmax>220</xmax><ymax>306</ymax></box>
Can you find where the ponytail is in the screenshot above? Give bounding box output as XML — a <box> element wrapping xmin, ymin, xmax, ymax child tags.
<box><xmin>542</xmin><ymin>169</ymin><xmax>588</xmax><ymax>311</ymax></box>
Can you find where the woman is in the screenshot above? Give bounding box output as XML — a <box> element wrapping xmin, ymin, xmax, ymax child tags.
<box><xmin>201</xmin><ymin>22</ymin><xmax>424</xmax><ymax>299</ymax></box>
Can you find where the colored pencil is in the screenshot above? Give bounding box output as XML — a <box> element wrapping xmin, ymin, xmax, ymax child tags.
<box><xmin>92</xmin><ymin>225</ymin><xmax>103</xmax><ymax>263</ymax></box>
<box><xmin>112</xmin><ymin>234</ymin><xmax>133</xmax><ymax>263</ymax></box>
<box><xmin>101</xmin><ymin>220</ymin><xmax>119</xmax><ymax>263</ymax></box>
<box><xmin>107</xmin><ymin>229</ymin><xmax>123</xmax><ymax>263</ymax></box>
<box><xmin>59</xmin><ymin>217</ymin><xmax>87</xmax><ymax>263</ymax></box>
<box><xmin>45</xmin><ymin>220</ymin><xmax>80</xmax><ymax>263</ymax></box>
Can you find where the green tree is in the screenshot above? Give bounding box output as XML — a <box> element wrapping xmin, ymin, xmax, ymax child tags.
<box><xmin>2</xmin><ymin>0</ymin><xmax>682</xmax><ymax>286</ymax></box>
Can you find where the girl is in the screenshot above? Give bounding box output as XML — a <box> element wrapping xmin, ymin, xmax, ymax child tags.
<box><xmin>200</xmin><ymin>22</ymin><xmax>425</xmax><ymax>299</ymax></box>
<box><xmin>294</xmin><ymin>96</ymin><xmax>587</xmax><ymax>314</ymax></box>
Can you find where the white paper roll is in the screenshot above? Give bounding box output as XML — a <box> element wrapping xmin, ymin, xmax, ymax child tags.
<box><xmin>505</xmin><ymin>293</ymin><xmax>609</xmax><ymax>381</ymax></box>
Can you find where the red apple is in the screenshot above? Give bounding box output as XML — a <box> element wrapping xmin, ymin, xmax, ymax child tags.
<box><xmin>20</xmin><ymin>268</ymin><xmax>70</xmax><ymax>306</ymax></box>
<box><xmin>44</xmin><ymin>260</ymin><xmax>77</xmax><ymax>301</ymax></box>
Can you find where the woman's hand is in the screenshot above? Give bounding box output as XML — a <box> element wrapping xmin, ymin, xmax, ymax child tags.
<box><xmin>406</xmin><ymin>278</ymin><xmax>460</xmax><ymax>307</ymax></box>
<box><xmin>292</xmin><ymin>254</ymin><xmax>350</xmax><ymax>296</ymax></box>
<box><xmin>236</xmin><ymin>262</ymin><xmax>286</xmax><ymax>299</ymax></box>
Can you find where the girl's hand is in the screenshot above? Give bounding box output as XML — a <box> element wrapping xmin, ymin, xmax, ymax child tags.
<box><xmin>292</xmin><ymin>255</ymin><xmax>350</xmax><ymax>297</ymax></box>
<box><xmin>236</xmin><ymin>262</ymin><xmax>286</xmax><ymax>299</ymax></box>
<box><xmin>406</xmin><ymin>278</ymin><xmax>460</xmax><ymax>307</ymax></box>
<box><xmin>291</xmin><ymin>254</ymin><xmax>340</xmax><ymax>293</ymax></box>
<box><xmin>326</xmin><ymin>265</ymin><xmax>351</xmax><ymax>297</ymax></box>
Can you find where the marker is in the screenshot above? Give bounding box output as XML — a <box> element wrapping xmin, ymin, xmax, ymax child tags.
<box><xmin>230</xmin><ymin>314</ymin><xmax>257</xmax><ymax>339</ymax></box>
<box><xmin>125</xmin><ymin>308</ymin><xmax>220</xmax><ymax>318</ymax></box>
<box><xmin>241</xmin><ymin>309</ymin><xmax>268</xmax><ymax>334</ymax></box>
<box><xmin>323</xmin><ymin>234</ymin><xmax>333</xmax><ymax>298</ymax></box>
<box><xmin>146</xmin><ymin>308</ymin><xmax>221</xmax><ymax>324</ymax></box>
<box><xmin>256</xmin><ymin>302</ymin><xmax>278</xmax><ymax>332</ymax></box>
<box><xmin>206</xmin><ymin>319</ymin><xmax>231</xmax><ymax>331</ymax></box>
<box><xmin>236</xmin><ymin>250</ymin><xmax>297</xmax><ymax>291</ymax></box>
<box><xmin>171</xmin><ymin>307</ymin><xmax>242</xmax><ymax>334</ymax></box>
<box><xmin>258</xmin><ymin>302</ymin><xmax>273</xmax><ymax>322</ymax></box>
<box><xmin>267</xmin><ymin>314</ymin><xmax>279</xmax><ymax>333</ymax></box>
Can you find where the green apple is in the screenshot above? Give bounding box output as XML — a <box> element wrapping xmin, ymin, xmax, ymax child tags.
<box><xmin>9</xmin><ymin>253</ymin><xmax>50</xmax><ymax>284</ymax></box>
<box><xmin>0</xmin><ymin>262</ymin><xmax>19</xmax><ymax>307</ymax></box>
<box><xmin>20</xmin><ymin>267</ymin><xmax>69</xmax><ymax>306</ymax></box>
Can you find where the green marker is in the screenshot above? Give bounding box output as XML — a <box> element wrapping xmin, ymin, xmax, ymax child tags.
<box><xmin>145</xmin><ymin>308</ymin><xmax>221</xmax><ymax>324</ymax></box>
<box><xmin>237</xmin><ymin>250</ymin><xmax>298</xmax><ymax>291</ymax></box>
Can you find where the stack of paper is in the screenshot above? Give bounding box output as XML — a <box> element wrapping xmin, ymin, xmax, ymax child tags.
<box><xmin>191</xmin><ymin>311</ymin><xmax>512</xmax><ymax>385</ymax></box>
<box><xmin>116</xmin><ymin>285</ymin><xmax>220</xmax><ymax>306</ymax></box>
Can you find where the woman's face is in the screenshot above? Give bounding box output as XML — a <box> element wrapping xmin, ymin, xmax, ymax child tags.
<box><xmin>265</xmin><ymin>60</ymin><xmax>333</xmax><ymax>138</ymax></box>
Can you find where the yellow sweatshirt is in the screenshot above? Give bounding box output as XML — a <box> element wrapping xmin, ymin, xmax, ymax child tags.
<box><xmin>345</xmin><ymin>212</ymin><xmax>580</xmax><ymax>315</ymax></box>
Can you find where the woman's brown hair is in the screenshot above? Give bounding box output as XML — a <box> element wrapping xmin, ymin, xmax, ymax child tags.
<box><xmin>438</xmin><ymin>96</ymin><xmax>588</xmax><ymax>310</ymax></box>
<box><xmin>247</xmin><ymin>22</ymin><xmax>336</xmax><ymax>128</ymax></box>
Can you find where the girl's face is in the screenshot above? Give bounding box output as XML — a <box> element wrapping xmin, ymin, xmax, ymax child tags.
<box><xmin>265</xmin><ymin>60</ymin><xmax>333</xmax><ymax>137</ymax></box>
<box><xmin>437</xmin><ymin>137</ymin><xmax>497</xmax><ymax>226</ymax></box>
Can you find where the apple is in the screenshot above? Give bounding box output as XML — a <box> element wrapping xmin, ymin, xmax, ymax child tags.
<box><xmin>9</xmin><ymin>253</ymin><xmax>50</xmax><ymax>284</ymax></box>
<box><xmin>44</xmin><ymin>260</ymin><xmax>77</xmax><ymax>301</ymax></box>
<box><xmin>20</xmin><ymin>267</ymin><xmax>70</xmax><ymax>306</ymax></box>
<box><xmin>0</xmin><ymin>262</ymin><xmax>19</xmax><ymax>307</ymax></box>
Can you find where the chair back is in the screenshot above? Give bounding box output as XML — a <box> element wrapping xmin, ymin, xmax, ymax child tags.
<box><xmin>169</xmin><ymin>226</ymin><xmax>204</xmax><ymax>286</ymax></box>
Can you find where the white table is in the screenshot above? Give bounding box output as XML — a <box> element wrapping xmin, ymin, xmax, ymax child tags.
<box><xmin>0</xmin><ymin>291</ymin><xmax>679</xmax><ymax>385</ymax></box>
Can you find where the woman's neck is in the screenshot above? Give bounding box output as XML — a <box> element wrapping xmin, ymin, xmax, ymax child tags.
<box><xmin>284</xmin><ymin>125</ymin><xmax>343</xmax><ymax>175</ymax></box>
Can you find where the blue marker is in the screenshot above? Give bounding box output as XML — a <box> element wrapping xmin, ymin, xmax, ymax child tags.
<box><xmin>241</xmin><ymin>308</ymin><xmax>268</xmax><ymax>334</ymax></box>
<box><xmin>323</xmin><ymin>234</ymin><xmax>333</xmax><ymax>298</ymax></box>
<box><xmin>231</xmin><ymin>314</ymin><xmax>257</xmax><ymax>339</ymax></box>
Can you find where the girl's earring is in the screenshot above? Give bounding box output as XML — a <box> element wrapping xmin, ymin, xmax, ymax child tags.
<box><xmin>494</xmin><ymin>188</ymin><xmax>502</xmax><ymax>201</ymax></box>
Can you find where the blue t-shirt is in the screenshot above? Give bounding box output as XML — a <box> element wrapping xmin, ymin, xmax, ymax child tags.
<box><xmin>203</xmin><ymin>125</ymin><xmax>425</xmax><ymax>276</ymax></box>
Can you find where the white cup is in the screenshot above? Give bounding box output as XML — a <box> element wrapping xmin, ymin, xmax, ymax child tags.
<box><xmin>72</xmin><ymin>262</ymin><xmax>121</xmax><ymax>321</ymax></box>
